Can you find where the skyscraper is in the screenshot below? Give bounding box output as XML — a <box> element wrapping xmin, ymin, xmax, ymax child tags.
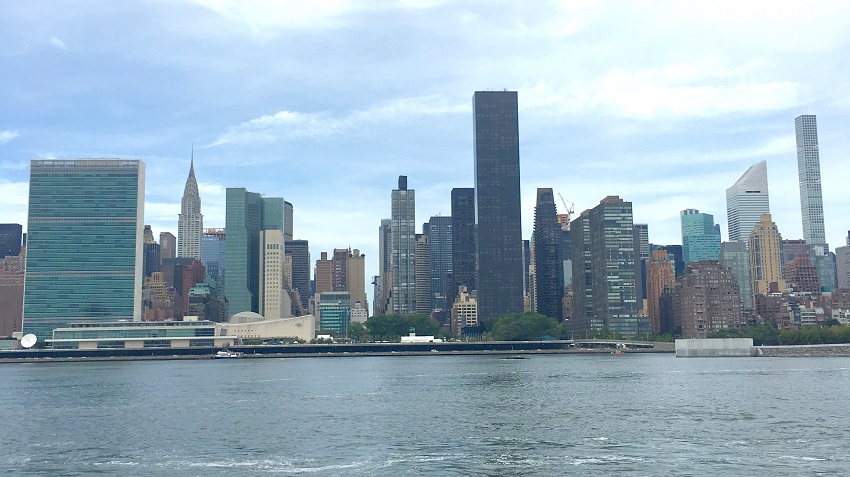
<box><xmin>720</xmin><ymin>241</ymin><xmax>753</xmax><ymax>310</ymax></box>
<box><xmin>376</xmin><ymin>219</ymin><xmax>392</xmax><ymax>316</ymax></box>
<box><xmin>224</xmin><ymin>188</ymin><xmax>284</xmax><ymax>316</ymax></box>
<box><xmin>259</xmin><ymin>229</ymin><xmax>286</xmax><ymax>319</ymax></box>
<box><xmin>533</xmin><ymin>188</ymin><xmax>563</xmax><ymax>320</ymax></box>
<box><xmin>201</xmin><ymin>228</ymin><xmax>226</xmax><ymax>283</ymax></box>
<box><xmin>473</xmin><ymin>90</ymin><xmax>524</xmax><ymax>323</ymax></box>
<box><xmin>23</xmin><ymin>159</ymin><xmax>145</xmax><ymax>341</ymax></box>
<box><xmin>749</xmin><ymin>213</ymin><xmax>785</xmax><ymax>298</ymax></box>
<box><xmin>681</xmin><ymin>209</ymin><xmax>721</xmax><ymax>263</ymax></box>
<box><xmin>346</xmin><ymin>249</ymin><xmax>367</xmax><ymax>313</ymax></box>
<box><xmin>414</xmin><ymin>233</ymin><xmax>431</xmax><ymax>315</ymax></box>
<box><xmin>673</xmin><ymin>261</ymin><xmax>742</xmax><ymax>339</ymax></box>
<box><xmin>159</xmin><ymin>232</ymin><xmax>176</xmax><ymax>263</ymax></box>
<box><xmin>795</xmin><ymin>114</ymin><xmax>826</xmax><ymax>246</ymax></box>
<box><xmin>726</xmin><ymin>161</ymin><xmax>770</xmax><ymax>242</ymax></box>
<box><xmin>285</xmin><ymin>239</ymin><xmax>310</xmax><ymax>312</ymax></box>
<box><xmin>315</xmin><ymin>252</ymin><xmax>332</xmax><ymax>296</ymax></box>
<box><xmin>646</xmin><ymin>248</ymin><xmax>675</xmax><ymax>333</ymax></box>
<box><xmin>391</xmin><ymin>175</ymin><xmax>415</xmax><ymax>314</ymax></box>
<box><xmin>284</xmin><ymin>201</ymin><xmax>294</xmax><ymax>242</ymax></box>
<box><xmin>332</xmin><ymin>248</ymin><xmax>349</xmax><ymax>292</ymax></box>
<box><xmin>143</xmin><ymin>225</ymin><xmax>161</xmax><ymax>279</ymax></box>
<box><xmin>427</xmin><ymin>215</ymin><xmax>452</xmax><ymax>314</ymax></box>
<box><xmin>0</xmin><ymin>223</ymin><xmax>22</xmax><ymax>258</ymax></box>
<box><xmin>450</xmin><ymin>188</ymin><xmax>475</xmax><ymax>310</ymax></box>
<box><xmin>177</xmin><ymin>158</ymin><xmax>202</xmax><ymax>259</ymax></box>
<box><xmin>569</xmin><ymin>196</ymin><xmax>646</xmax><ymax>338</ymax></box>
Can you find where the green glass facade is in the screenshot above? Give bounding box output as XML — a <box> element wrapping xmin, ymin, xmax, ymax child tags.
<box><xmin>318</xmin><ymin>291</ymin><xmax>351</xmax><ymax>335</ymax></box>
<box><xmin>23</xmin><ymin>160</ymin><xmax>144</xmax><ymax>342</ymax></box>
<box><xmin>224</xmin><ymin>189</ymin><xmax>284</xmax><ymax>317</ymax></box>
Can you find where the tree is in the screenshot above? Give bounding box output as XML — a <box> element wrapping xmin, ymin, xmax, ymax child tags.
<box><xmin>347</xmin><ymin>322</ymin><xmax>369</xmax><ymax>342</ymax></box>
<box><xmin>365</xmin><ymin>314</ymin><xmax>444</xmax><ymax>341</ymax></box>
<box><xmin>487</xmin><ymin>312</ymin><xmax>562</xmax><ymax>341</ymax></box>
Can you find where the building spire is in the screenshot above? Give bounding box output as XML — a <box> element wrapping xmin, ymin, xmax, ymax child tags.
<box><xmin>190</xmin><ymin>144</ymin><xmax>195</xmax><ymax>178</ymax></box>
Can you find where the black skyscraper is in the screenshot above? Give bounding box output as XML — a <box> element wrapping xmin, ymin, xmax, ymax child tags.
<box><xmin>473</xmin><ymin>91</ymin><xmax>524</xmax><ymax>323</ymax></box>
<box><xmin>533</xmin><ymin>188</ymin><xmax>563</xmax><ymax>320</ymax></box>
<box><xmin>285</xmin><ymin>239</ymin><xmax>311</xmax><ymax>311</ymax></box>
<box><xmin>0</xmin><ymin>223</ymin><xmax>23</xmax><ymax>258</ymax></box>
<box><xmin>450</xmin><ymin>188</ymin><xmax>476</xmax><ymax>309</ymax></box>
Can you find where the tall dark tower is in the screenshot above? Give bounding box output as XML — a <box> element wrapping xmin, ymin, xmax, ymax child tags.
<box><xmin>473</xmin><ymin>90</ymin><xmax>523</xmax><ymax>324</ymax></box>
<box><xmin>449</xmin><ymin>188</ymin><xmax>475</xmax><ymax>310</ymax></box>
<box><xmin>533</xmin><ymin>188</ymin><xmax>563</xmax><ymax>320</ymax></box>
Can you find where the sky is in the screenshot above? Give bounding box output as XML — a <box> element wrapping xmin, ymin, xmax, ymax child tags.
<box><xmin>2</xmin><ymin>0</ymin><xmax>850</xmax><ymax>300</ymax></box>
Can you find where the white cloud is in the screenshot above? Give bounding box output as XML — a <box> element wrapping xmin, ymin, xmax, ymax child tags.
<box><xmin>49</xmin><ymin>37</ymin><xmax>69</xmax><ymax>50</ymax></box>
<box><xmin>0</xmin><ymin>181</ymin><xmax>29</xmax><ymax>229</ymax></box>
<box><xmin>209</xmin><ymin>95</ymin><xmax>468</xmax><ymax>146</ymax></box>
<box><xmin>0</xmin><ymin>130</ymin><xmax>19</xmax><ymax>145</ymax></box>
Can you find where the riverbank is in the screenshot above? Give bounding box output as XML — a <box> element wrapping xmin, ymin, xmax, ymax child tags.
<box><xmin>757</xmin><ymin>343</ymin><xmax>850</xmax><ymax>357</ymax></box>
<box><xmin>0</xmin><ymin>339</ymin><xmax>674</xmax><ymax>363</ymax></box>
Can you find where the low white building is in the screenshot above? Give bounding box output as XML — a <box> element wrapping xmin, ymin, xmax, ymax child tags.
<box><xmin>218</xmin><ymin>312</ymin><xmax>316</xmax><ymax>342</ymax></box>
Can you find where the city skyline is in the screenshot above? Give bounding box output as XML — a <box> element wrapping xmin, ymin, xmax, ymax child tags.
<box><xmin>2</xmin><ymin>2</ymin><xmax>850</xmax><ymax>295</ymax></box>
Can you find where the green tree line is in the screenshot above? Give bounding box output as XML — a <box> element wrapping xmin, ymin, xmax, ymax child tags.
<box><xmin>709</xmin><ymin>321</ymin><xmax>850</xmax><ymax>346</ymax></box>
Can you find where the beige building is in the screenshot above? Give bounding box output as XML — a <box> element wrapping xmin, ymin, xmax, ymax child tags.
<box><xmin>259</xmin><ymin>229</ymin><xmax>288</xmax><ymax>319</ymax></box>
<box><xmin>674</xmin><ymin>261</ymin><xmax>743</xmax><ymax>338</ymax></box>
<box><xmin>346</xmin><ymin>249</ymin><xmax>368</xmax><ymax>315</ymax></box>
<box><xmin>749</xmin><ymin>213</ymin><xmax>786</xmax><ymax>298</ymax></box>
<box><xmin>221</xmin><ymin>312</ymin><xmax>316</xmax><ymax>342</ymax></box>
<box><xmin>451</xmin><ymin>286</ymin><xmax>478</xmax><ymax>335</ymax></box>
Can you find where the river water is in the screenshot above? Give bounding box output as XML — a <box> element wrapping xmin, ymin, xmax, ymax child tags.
<box><xmin>1</xmin><ymin>353</ymin><xmax>848</xmax><ymax>476</ymax></box>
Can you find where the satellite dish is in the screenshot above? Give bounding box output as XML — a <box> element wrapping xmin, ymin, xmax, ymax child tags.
<box><xmin>20</xmin><ymin>334</ymin><xmax>37</xmax><ymax>349</ymax></box>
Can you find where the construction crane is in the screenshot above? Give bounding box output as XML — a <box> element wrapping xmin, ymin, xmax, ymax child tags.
<box><xmin>557</xmin><ymin>193</ymin><xmax>574</xmax><ymax>228</ymax></box>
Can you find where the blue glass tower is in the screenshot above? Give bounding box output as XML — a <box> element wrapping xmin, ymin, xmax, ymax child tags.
<box><xmin>23</xmin><ymin>159</ymin><xmax>145</xmax><ymax>342</ymax></box>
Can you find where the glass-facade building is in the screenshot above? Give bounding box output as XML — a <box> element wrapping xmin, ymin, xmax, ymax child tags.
<box><xmin>0</xmin><ymin>223</ymin><xmax>23</xmax><ymax>258</ymax></box>
<box><xmin>473</xmin><ymin>91</ymin><xmax>524</xmax><ymax>323</ymax></box>
<box><xmin>23</xmin><ymin>159</ymin><xmax>145</xmax><ymax>342</ymax></box>
<box><xmin>317</xmin><ymin>291</ymin><xmax>351</xmax><ymax>335</ymax></box>
<box><xmin>427</xmin><ymin>215</ymin><xmax>452</xmax><ymax>314</ymax></box>
<box><xmin>533</xmin><ymin>188</ymin><xmax>563</xmax><ymax>320</ymax></box>
<box><xmin>391</xmin><ymin>176</ymin><xmax>415</xmax><ymax>314</ymax></box>
<box><xmin>224</xmin><ymin>188</ymin><xmax>284</xmax><ymax>317</ymax></box>
<box><xmin>285</xmin><ymin>239</ymin><xmax>310</xmax><ymax>312</ymax></box>
<box><xmin>201</xmin><ymin>229</ymin><xmax>226</xmax><ymax>283</ymax></box>
<box><xmin>681</xmin><ymin>209</ymin><xmax>721</xmax><ymax>263</ymax></box>
<box><xmin>449</xmin><ymin>188</ymin><xmax>475</xmax><ymax>310</ymax></box>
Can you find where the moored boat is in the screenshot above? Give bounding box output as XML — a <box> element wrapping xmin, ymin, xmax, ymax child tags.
<box><xmin>212</xmin><ymin>350</ymin><xmax>242</xmax><ymax>359</ymax></box>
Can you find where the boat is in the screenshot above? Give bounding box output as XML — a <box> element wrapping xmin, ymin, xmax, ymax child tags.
<box><xmin>212</xmin><ymin>350</ymin><xmax>243</xmax><ymax>359</ymax></box>
<box><xmin>612</xmin><ymin>343</ymin><xmax>627</xmax><ymax>355</ymax></box>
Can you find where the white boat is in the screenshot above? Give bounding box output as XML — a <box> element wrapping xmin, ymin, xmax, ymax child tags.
<box><xmin>212</xmin><ymin>350</ymin><xmax>242</xmax><ymax>359</ymax></box>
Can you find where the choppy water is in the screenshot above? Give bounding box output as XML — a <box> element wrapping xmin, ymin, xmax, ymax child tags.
<box><xmin>1</xmin><ymin>354</ymin><xmax>849</xmax><ymax>476</ymax></box>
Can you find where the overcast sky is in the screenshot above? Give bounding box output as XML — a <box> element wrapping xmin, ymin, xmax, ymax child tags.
<box><xmin>2</xmin><ymin>1</ymin><xmax>850</xmax><ymax>291</ymax></box>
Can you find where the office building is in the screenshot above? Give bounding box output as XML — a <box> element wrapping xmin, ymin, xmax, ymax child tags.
<box><xmin>22</xmin><ymin>159</ymin><xmax>145</xmax><ymax>341</ymax></box>
<box><xmin>646</xmin><ymin>248</ymin><xmax>676</xmax><ymax>333</ymax></box>
<box><xmin>784</xmin><ymin>253</ymin><xmax>821</xmax><ymax>294</ymax></box>
<box><xmin>570</xmin><ymin>196</ymin><xmax>646</xmax><ymax>338</ymax></box>
<box><xmin>376</xmin><ymin>218</ymin><xmax>392</xmax><ymax>316</ymax></box>
<box><xmin>720</xmin><ymin>241</ymin><xmax>753</xmax><ymax>310</ymax></box>
<box><xmin>317</xmin><ymin>291</ymin><xmax>351</xmax><ymax>335</ymax></box>
<box><xmin>836</xmin><ymin>245</ymin><xmax>850</xmax><ymax>289</ymax></box>
<box><xmin>0</xmin><ymin>223</ymin><xmax>22</xmax><ymax>258</ymax></box>
<box><xmin>749</xmin><ymin>213</ymin><xmax>785</xmax><ymax>297</ymax></box>
<box><xmin>177</xmin><ymin>159</ymin><xmax>202</xmax><ymax>260</ymax></box>
<box><xmin>795</xmin><ymin>115</ymin><xmax>826</xmax><ymax>246</ymax></box>
<box><xmin>414</xmin><ymin>233</ymin><xmax>431</xmax><ymax>315</ymax></box>
<box><xmin>160</xmin><ymin>232</ymin><xmax>176</xmax><ymax>262</ymax></box>
<box><xmin>346</xmin><ymin>248</ymin><xmax>367</xmax><ymax>314</ymax></box>
<box><xmin>533</xmin><ymin>188</ymin><xmax>563</xmax><ymax>320</ymax></box>
<box><xmin>681</xmin><ymin>209</ymin><xmax>721</xmax><ymax>263</ymax></box>
<box><xmin>259</xmin><ymin>229</ymin><xmax>287</xmax><ymax>319</ymax></box>
<box><xmin>450</xmin><ymin>188</ymin><xmax>475</xmax><ymax>309</ymax></box>
<box><xmin>285</xmin><ymin>239</ymin><xmax>310</xmax><ymax>312</ymax></box>
<box><xmin>726</xmin><ymin>161</ymin><xmax>770</xmax><ymax>243</ymax></box>
<box><xmin>284</xmin><ymin>201</ymin><xmax>293</xmax><ymax>242</ymax></box>
<box><xmin>391</xmin><ymin>175</ymin><xmax>416</xmax><ymax>314</ymax></box>
<box><xmin>673</xmin><ymin>261</ymin><xmax>743</xmax><ymax>339</ymax></box>
<box><xmin>201</xmin><ymin>228</ymin><xmax>226</xmax><ymax>283</ymax></box>
<box><xmin>427</xmin><ymin>215</ymin><xmax>452</xmax><ymax>315</ymax></box>
<box><xmin>332</xmin><ymin>248</ymin><xmax>348</xmax><ymax>292</ymax></box>
<box><xmin>142</xmin><ymin>225</ymin><xmax>161</xmax><ymax>279</ymax></box>
<box><xmin>224</xmin><ymin>188</ymin><xmax>284</xmax><ymax>317</ymax></box>
<box><xmin>0</xmin><ymin>253</ymin><xmax>25</xmax><ymax>337</ymax></box>
<box><xmin>473</xmin><ymin>90</ymin><xmax>524</xmax><ymax>323</ymax></box>
<box><xmin>633</xmin><ymin>223</ymin><xmax>649</xmax><ymax>301</ymax></box>
<box><xmin>315</xmin><ymin>251</ymin><xmax>332</xmax><ymax>296</ymax></box>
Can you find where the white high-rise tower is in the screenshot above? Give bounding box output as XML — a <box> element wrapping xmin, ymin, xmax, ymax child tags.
<box><xmin>726</xmin><ymin>161</ymin><xmax>770</xmax><ymax>243</ymax></box>
<box><xmin>795</xmin><ymin>114</ymin><xmax>826</xmax><ymax>246</ymax></box>
<box><xmin>177</xmin><ymin>156</ymin><xmax>203</xmax><ymax>259</ymax></box>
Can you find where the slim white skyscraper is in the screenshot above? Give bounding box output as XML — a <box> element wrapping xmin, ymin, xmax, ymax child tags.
<box><xmin>726</xmin><ymin>161</ymin><xmax>770</xmax><ymax>243</ymax></box>
<box><xmin>178</xmin><ymin>157</ymin><xmax>203</xmax><ymax>259</ymax></box>
<box><xmin>795</xmin><ymin>114</ymin><xmax>826</xmax><ymax>246</ymax></box>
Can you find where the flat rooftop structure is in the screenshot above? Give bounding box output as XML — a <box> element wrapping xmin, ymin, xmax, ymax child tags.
<box><xmin>48</xmin><ymin>320</ymin><xmax>237</xmax><ymax>350</ymax></box>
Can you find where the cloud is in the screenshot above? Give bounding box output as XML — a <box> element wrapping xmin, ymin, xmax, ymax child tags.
<box><xmin>49</xmin><ymin>37</ymin><xmax>69</xmax><ymax>50</ymax></box>
<box><xmin>208</xmin><ymin>95</ymin><xmax>468</xmax><ymax>146</ymax></box>
<box><xmin>0</xmin><ymin>130</ymin><xmax>19</xmax><ymax>145</ymax></box>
